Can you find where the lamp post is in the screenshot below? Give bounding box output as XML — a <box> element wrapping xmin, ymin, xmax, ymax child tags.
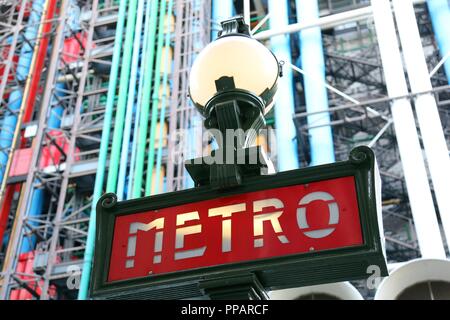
<box><xmin>185</xmin><ymin>16</ymin><xmax>281</xmax><ymax>299</ymax></box>
<box><xmin>186</xmin><ymin>16</ymin><xmax>280</xmax><ymax>188</ymax></box>
<box><xmin>90</xmin><ymin>16</ymin><xmax>388</xmax><ymax>301</ymax></box>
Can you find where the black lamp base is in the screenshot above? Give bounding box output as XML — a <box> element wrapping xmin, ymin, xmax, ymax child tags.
<box><xmin>185</xmin><ymin>145</ymin><xmax>274</xmax><ymax>189</ymax></box>
<box><xmin>199</xmin><ymin>273</ymin><xmax>269</xmax><ymax>300</ymax></box>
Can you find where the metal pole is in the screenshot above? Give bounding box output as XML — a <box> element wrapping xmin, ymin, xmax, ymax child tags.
<box><xmin>393</xmin><ymin>0</ymin><xmax>450</xmax><ymax>250</ymax></box>
<box><xmin>254</xmin><ymin>0</ymin><xmax>427</xmax><ymax>40</ymax></box>
<box><xmin>243</xmin><ymin>0</ymin><xmax>251</xmax><ymax>26</ymax></box>
<box><xmin>296</xmin><ymin>0</ymin><xmax>335</xmax><ymax>166</ymax></box>
<box><xmin>132</xmin><ymin>0</ymin><xmax>160</xmax><ymax>198</ymax></box>
<box><xmin>154</xmin><ymin>0</ymin><xmax>174</xmax><ymax>195</ymax></box>
<box><xmin>145</xmin><ymin>0</ymin><xmax>168</xmax><ymax>196</ymax></box>
<box><xmin>166</xmin><ymin>0</ymin><xmax>184</xmax><ymax>192</ymax></box>
<box><xmin>0</xmin><ymin>0</ymin><xmax>44</xmax><ymax>185</ymax></box>
<box><xmin>106</xmin><ymin>0</ymin><xmax>138</xmax><ymax>193</ymax></box>
<box><xmin>117</xmin><ymin>0</ymin><xmax>145</xmax><ymax>200</ymax></box>
<box><xmin>40</xmin><ymin>0</ymin><xmax>99</xmax><ymax>300</ymax></box>
<box><xmin>268</xmin><ymin>0</ymin><xmax>299</xmax><ymax>172</ymax></box>
<box><xmin>212</xmin><ymin>0</ymin><xmax>233</xmax><ymax>40</ymax></box>
<box><xmin>128</xmin><ymin>0</ymin><xmax>153</xmax><ymax>199</ymax></box>
<box><xmin>371</xmin><ymin>0</ymin><xmax>446</xmax><ymax>259</ymax></box>
<box><xmin>77</xmin><ymin>0</ymin><xmax>128</xmax><ymax>300</ymax></box>
<box><xmin>427</xmin><ymin>0</ymin><xmax>450</xmax><ymax>83</ymax></box>
<box><xmin>0</xmin><ymin>0</ymin><xmax>28</xmax><ymax>117</ymax></box>
<box><xmin>255</xmin><ymin>6</ymin><xmax>373</xmax><ymax>40</ymax></box>
<box><xmin>0</xmin><ymin>0</ymin><xmax>70</xmax><ymax>299</ymax></box>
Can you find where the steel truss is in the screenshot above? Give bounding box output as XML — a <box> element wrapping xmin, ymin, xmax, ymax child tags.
<box><xmin>0</xmin><ymin>0</ymin><xmax>118</xmax><ymax>300</ymax></box>
<box><xmin>292</xmin><ymin>3</ymin><xmax>450</xmax><ymax>263</ymax></box>
<box><xmin>166</xmin><ymin>0</ymin><xmax>211</xmax><ymax>192</ymax></box>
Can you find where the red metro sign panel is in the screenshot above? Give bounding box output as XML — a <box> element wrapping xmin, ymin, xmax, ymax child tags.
<box><xmin>91</xmin><ymin>147</ymin><xmax>388</xmax><ymax>299</ymax></box>
<box><xmin>108</xmin><ymin>176</ymin><xmax>363</xmax><ymax>282</ymax></box>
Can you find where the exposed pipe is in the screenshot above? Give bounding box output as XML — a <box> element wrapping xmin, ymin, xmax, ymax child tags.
<box><xmin>268</xmin><ymin>0</ymin><xmax>299</xmax><ymax>171</ymax></box>
<box><xmin>255</xmin><ymin>6</ymin><xmax>373</xmax><ymax>40</ymax></box>
<box><xmin>116</xmin><ymin>0</ymin><xmax>145</xmax><ymax>200</ymax></box>
<box><xmin>20</xmin><ymin>189</ymin><xmax>44</xmax><ymax>253</ymax></box>
<box><xmin>23</xmin><ymin>0</ymin><xmax>57</xmax><ymax>123</ymax></box>
<box><xmin>145</xmin><ymin>0</ymin><xmax>168</xmax><ymax>196</ymax></box>
<box><xmin>393</xmin><ymin>0</ymin><xmax>450</xmax><ymax>250</ymax></box>
<box><xmin>19</xmin><ymin>81</ymin><xmax>66</xmax><ymax>253</ymax></box>
<box><xmin>0</xmin><ymin>0</ymin><xmax>54</xmax><ymax>255</ymax></box>
<box><xmin>243</xmin><ymin>0</ymin><xmax>251</xmax><ymax>26</ymax></box>
<box><xmin>132</xmin><ymin>0</ymin><xmax>160</xmax><ymax>198</ymax></box>
<box><xmin>0</xmin><ymin>0</ymin><xmax>70</xmax><ymax>299</ymax></box>
<box><xmin>296</xmin><ymin>0</ymin><xmax>335</xmax><ymax>166</ymax></box>
<box><xmin>127</xmin><ymin>0</ymin><xmax>152</xmax><ymax>199</ymax></box>
<box><xmin>394</xmin><ymin>0</ymin><xmax>450</xmax><ymax>252</ymax></box>
<box><xmin>0</xmin><ymin>0</ymin><xmax>55</xmax><ymax>211</ymax></box>
<box><xmin>0</xmin><ymin>184</ymin><xmax>19</xmax><ymax>249</ymax></box>
<box><xmin>371</xmin><ymin>0</ymin><xmax>446</xmax><ymax>259</ymax></box>
<box><xmin>0</xmin><ymin>0</ymin><xmax>45</xmax><ymax>185</ymax></box>
<box><xmin>212</xmin><ymin>0</ymin><xmax>233</xmax><ymax>40</ymax></box>
<box><xmin>254</xmin><ymin>0</ymin><xmax>427</xmax><ymax>41</ymax></box>
<box><xmin>22</xmin><ymin>51</ymin><xmax>67</xmax><ymax>254</ymax></box>
<box><xmin>427</xmin><ymin>0</ymin><xmax>450</xmax><ymax>83</ymax></box>
<box><xmin>0</xmin><ymin>182</ymin><xmax>24</xmax><ymax>292</ymax></box>
<box><xmin>105</xmin><ymin>0</ymin><xmax>138</xmax><ymax>194</ymax></box>
<box><xmin>77</xmin><ymin>0</ymin><xmax>128</xmax><ymax>300</ymax></box>
<box><xmin>47</xmin><ymin>82</ymin><xmax>65</xmax><ymax>129</ymax></box>
<box><xmin>154</xmin><ymin>0</ymin><xmax>174</xmax><ymax>195</ymax></box>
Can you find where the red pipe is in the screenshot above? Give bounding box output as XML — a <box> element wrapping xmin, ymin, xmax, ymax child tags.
<box><xmin>0</xmin><ymin>184</ymin><xmax>20</xmax><ymax>249</ymax></box>
<box><xmin>22</xmin><ymin>0</ymin><xmax>57</xmax><ymax>124</ymax></box>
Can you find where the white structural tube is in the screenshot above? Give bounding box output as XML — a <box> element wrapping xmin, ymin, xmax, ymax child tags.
<box><xmin>243</xmin><ymin>0</ymin><xmax>251</xmax><ymax>26</ymax></box>
<box><xmin>270</xmin><ymin>282</ymin><xmax>363</xmax><ymax>300</ymax></box>
<box><xmin>393</xmin><ymin>0</ymin><xmax>450</xmax><ymax>250</ymax></box>
<box><xmin>254</xmin><ymin>0</ymin><xmax>426</xmax><ymax>41</ymax></box>
<box><xmin>255</xmin><ymin>6</ymin><xmax>373</xmax><ymax>40</ymax></box>
<box><xmin>371</xmin><ymin>0</ymin><xmax>446</xmax><ymax>259</ymax></box>
<box><xmin>375</xmin><ymin>259</ymin><xmax>450</xmax><ymax>299</ymax></box>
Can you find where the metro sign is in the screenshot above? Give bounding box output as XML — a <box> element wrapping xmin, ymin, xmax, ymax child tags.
<box><xmin>91</xmin><ymin>147</ymin><xmax>388</xmax><ymax>299</ymax></box>
<box><xmin>108</xmin><ymin>176</ymin><xmax>362</xmax><ymax>282</ymax></box>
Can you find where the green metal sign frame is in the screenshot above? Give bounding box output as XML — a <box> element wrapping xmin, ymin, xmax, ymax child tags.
<box><xmin>90</xmin><ymin>146</ymin><xmax>388</xmax><ymax>299</ymax></box>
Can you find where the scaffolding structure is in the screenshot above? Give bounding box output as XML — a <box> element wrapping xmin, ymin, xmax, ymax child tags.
<box><xmin>0</xmin><ymin>0</ymin><xmax>448</xmax><ymax>300</ymax></box>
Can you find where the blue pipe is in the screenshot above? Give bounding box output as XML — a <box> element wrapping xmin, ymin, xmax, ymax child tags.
<box><xmin>117</xmin><ymin>0</ymin><xmax>145</xmax><ymax>200</ymax></box>
<box><xmin>268</xmin><ymin>0</ymin><xmax>299</xmax><ymax>172</ymax></box>
<box><xmin>127</xmin><ymin>0</ymin><xmax>152</xmax><ymax>199</ymax></box>
<box><xmin>427</xmin><ymin>0</ymin><xmax>450</xmax><ymax>83</ymax></box>
<box><xmin>20</xmin><ymin>189</ymin><xmax>44</xmax><ymax>253</ymax></box>
<box><xmin>20</xmin><ymin>0</ymin><xmax>77</xmax><ymax>253</ymax></box>
<box><xmin>0</xmin><ymin>0</ymin><xmax>45</xmax><ymax>184</ymax></box>
<box><xmin>212</xmin><ymin>0</ymin><xmax>233</xmax><ymax>40</ymax></box>
<box><xmin>47</xmin><ymin>82</ymin><xmax>66</xmax><ymax>129</ymax></box>
<box><xmin>20</xmin><ymin>80</ymin><xmax>66</xmax><ymax>253</ymax></box>
<box><xmin>296</xmin><ymin>0</ymin><xmax>335</xmax><ymax>166</ymax></box>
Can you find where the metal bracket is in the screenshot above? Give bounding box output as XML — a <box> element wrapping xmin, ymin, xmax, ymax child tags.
<box><xmin>185</xmin><ymin>145</ymin><xmax>273</xmax><ymax>189</ymax></box>
<box><xmin>199</xmin><ymin>273</ymin><xmax>268</xmax><ymax>300</ymax></box>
